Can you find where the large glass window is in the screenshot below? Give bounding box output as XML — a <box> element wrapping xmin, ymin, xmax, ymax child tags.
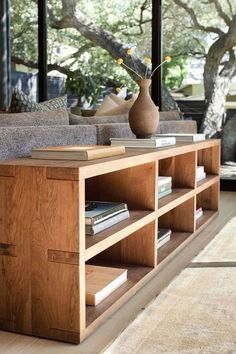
<box><xmin>10</xmin><ymin>0</ymin><xmax>38</xmax><ymax>100</ymax></box>
<box><xmin>47</xmin><ymin>0</ymin><xmax>152</xmax><ymax>108</ymax></box>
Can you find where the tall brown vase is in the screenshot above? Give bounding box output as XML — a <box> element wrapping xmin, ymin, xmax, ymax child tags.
<box><xmin>128</xmin><ymin>79</ymin><xmax>159</xmax><ymax>139</ymax></box>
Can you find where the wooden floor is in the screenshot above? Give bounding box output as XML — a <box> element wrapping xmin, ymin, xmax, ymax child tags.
<box><xmin>0</xmin><ymin>191</ymin><xmax>235</xmax><ymax>354</ymax></box>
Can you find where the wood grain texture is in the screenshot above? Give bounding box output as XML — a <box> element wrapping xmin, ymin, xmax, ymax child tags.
<box><xmin>0</xmin><ymin>139</ymin><xmax>220</xmax><ymax>343</ymax></box>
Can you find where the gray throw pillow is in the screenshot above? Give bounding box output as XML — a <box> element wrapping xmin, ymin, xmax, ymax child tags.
<box><xmin>9</xmin><ymin>88</ymin><xmax>67</xmax><ymax>113</ymax></box>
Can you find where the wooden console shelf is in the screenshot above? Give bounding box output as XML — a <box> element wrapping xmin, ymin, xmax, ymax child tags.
<box><xmin>0</xmin><ymin>140</ymin><xmax>220</xmax><ymax>343</ymax></box>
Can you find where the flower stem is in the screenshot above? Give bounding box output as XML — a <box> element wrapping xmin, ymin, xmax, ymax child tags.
<box><xmin>122</xmin><ymin>62</ymin><xmax>143</xmax><ymax>79</ymax></box>
<box><xmin>150</xmin><ymin>59</ymin><xmax>167</xmax><ymax>79</ymax></box>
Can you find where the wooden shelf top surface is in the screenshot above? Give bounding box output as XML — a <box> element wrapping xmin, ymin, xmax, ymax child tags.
<box><xmin>0</xmin><ymin>140</ymin><xmax>220</xmax><ymax>180</ymax></box>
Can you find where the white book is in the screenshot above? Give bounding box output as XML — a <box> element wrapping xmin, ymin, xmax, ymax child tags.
<box><xmin>196</xmin><ymin>172</ymin><xmax>206</xmax><ymax>182</ymax></box>
<box><xmin>110</xmin><ymin>137</ymin><xmax>176</xmax><ymax>148</ymax></box>
<box><xmin>155</xmin><ymin>133</ymin><xmax>205</xmax><ymax>142</ymax></box>
<box><xmin>157</xmin><ymin>234</ymin><xmax>171</xmax><ymax>248</ymax></box>
<box><xmin>196</xmin><ymin>208</ymin><xmax>203</xmax><ymax>220</ymax></box>
<box><xmin>158</xmin><ymin>176</ymin><xmax>172</xmax><ymax>187</ymax></box>
<box><xmin>197</xmin><ymin>165</ymin><xmax>205</xmax><ymax>175</ymax></box>
<box><xmin>86</xmin><ymin>210</ymin><xmax>130</xmax><ymax>235</ymax></box>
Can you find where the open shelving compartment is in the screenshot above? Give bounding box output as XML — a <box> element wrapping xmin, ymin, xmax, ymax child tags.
<box><xmin>197</xmin><ymin>144</ymin><xmax>220</xmax><ymax>187</ymax></box>
<box><xmin>195</xmin><ymin>182</ymin><xmax>219</xmax><ymax>231</ymax></box>
<box><xmin>83</xmin><ymin>161</ymin><xmax>158</xmax><ymax>333</ymax></box>
<box><xmin>157</xmin><ymin>197</ymin><xmax>195</xmax><ymax>264</ymax></box>
<box><xmin>158</xmin><ymin>151</ymin><xmax>196</xmax><ymax>216</ymax></box>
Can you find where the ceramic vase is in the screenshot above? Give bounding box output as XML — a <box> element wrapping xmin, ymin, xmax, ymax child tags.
<box><xmin>128</xmin><ymin>79</ymin><xmax>159</xmax><ymax>139</ymax></box>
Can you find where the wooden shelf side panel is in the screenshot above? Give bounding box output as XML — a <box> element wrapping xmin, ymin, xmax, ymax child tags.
<box><xmin>91</xmin><ymin>222</ymin><xmax>157</xmax><ymax>268</ymax></box>
<box><xmin>158</xmin><ymin>197</ymin><xmax>195</xmax><ymax>233</ymax></box>
<box><xmin>159</xmin><ymin>151</ymin><xmax>196</xmax><ymax>189</ymax></box>
<box><xmin>0</xmin><ymin>166</ymin><xmax>84</xmax><ymax>343</ymax></box>
<box><xmin>85</xmin><ymin>162</ymin><xmax>156</xmax><ymax>211</ymax></box>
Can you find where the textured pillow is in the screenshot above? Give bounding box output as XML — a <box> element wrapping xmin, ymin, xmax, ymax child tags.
<box><xmin>95</xmin><ymin>95</ymin><xmax>119</xmax><ymax>116</ymax></box>
<box><xmin>39</xmin><ymin>95</ymin><xmax>67</xmax><ymax>110</ymax></box>
<box><xmin>0</xmin><ymin>108</ymin><xmax>69</xmax><ymax>127</ymax></box>
<box><xmin>9</xmin><ymin>89</ymin><xmax>46</xmax><ymax>113</ymax></box>
<box><xmin>159</xmin><ymin>110</ymin><xmax>182</xmax><ymax>121</ymax></box>
<box><xmin>69</xmin><ymin>112</ymin><xmax>128</xmax><ymax>125</ymax></box>
<box><xmin>9</xmin><ymin>88</ymin><xmax>67</xmax><ymax>113</ymax></box>
<box><xmin>95</xmin><ymin>97</ymin><xmax>135</xmax><ymax>116</ymax></box>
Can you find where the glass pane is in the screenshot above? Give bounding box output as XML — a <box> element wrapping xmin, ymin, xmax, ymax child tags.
<box><xmin>10</xmin><ymin>0</ymin><xmax>38</xmax><ymax>101</ymax></box>
<box><xmin>47</xmin><ymin>0</ymin><xmax>152</xmax><ymax>109</ymax></box>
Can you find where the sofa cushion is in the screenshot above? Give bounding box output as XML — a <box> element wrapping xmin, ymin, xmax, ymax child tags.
<box><xmin>0</xmin><ymin>108</ymin><xmax>69</xmax><ymax>127</ymax></box>
<box><xmin>159</xmin><ymin>120</ymin><xmax>197</xmax><ymax>134</ymax></box>
<box><xmin>159</xmin><ymin>110</ymin><xmax>182</xmax><ymax>121</ymax></box>
<box><xmin>95</xmin><ymin>93</ymin><xmax>135</xmax><ymax>116</ymax></box>
<box><xmin>9</xmin><ymin>88</ymin><xmax>67</xmax><ymax>113</ymax></box>
<box><xmin>69</xmin><ymin>112</ymin><xmax>128</xmax><ymax>125</ymax></box>
<box><xmin>96</xmin><ymin>123</ymin><xmax>135</xmax><ymax>145</ymax></box>
<box><xmin>0</xmin><ymin>125</ymin><xmax>97</xmax><ymax>160</ymax></box>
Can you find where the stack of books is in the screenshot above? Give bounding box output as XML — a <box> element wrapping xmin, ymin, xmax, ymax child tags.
<box><xmin>85</xmin><ymin>201</ymin><xmax>129</xmax><ymax>235</ymax></box>
<box><xmin>110</xmin><ymin>137</ymin><xmax>176</xmax><ymax>148</ymax></box>
<box><xmin>158</xmin><ymin>176</ymin><xmax>172</xmax><ymax>199</ymax></box>
<box><xmin>157</xmin><ymin>228</ymin><xmax>172</xmax><ymax>249</ymax></box>
<box><xmin>155</xmin><ymin>133</ymin><xmax>205</xmax><ymax>142</ymax></box>
<box><xmin>86</xmin><ymin>265</ymin><xmax>128</xmax><ymax>305</ymax></box>
<box><xmin>196</xmin><ymin>207</ymin><xmax>203</xmax><ymax>220</ymax></box>
<box><xmin>196</xmin><ymin>165</ymin><xmax>206</xmax><ymax>182</ymax></box>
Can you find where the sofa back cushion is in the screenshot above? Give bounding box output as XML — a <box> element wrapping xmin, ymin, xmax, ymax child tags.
<box><xmin>69</xmin><ymin>112</ymin><xmax>128</xmax><ymax>125</ymax></box>
<box><xmin>0</xmin><ymin>125</ymin><xmax>97</xmax><ymax>160</ymax></box>
<box><xmin>0</xmin><ymin>108</ymin><xmax>69</xmax><ymax>127</ymax></box>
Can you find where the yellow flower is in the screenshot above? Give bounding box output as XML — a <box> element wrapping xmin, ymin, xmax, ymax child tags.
<box><xmin>144</xmin><ymin>57</ymin><xmax>151</xmax><ymax>65</ymax></box>
<box><xmin>116</xmin><ymin>87</ymin><xmax>122</xmax><ymax>93</ymax></box>
<box><xmin>126</xmin><ymin>48</ymin><xmax>133</xmax><ymax>55</ymax></box>
<box><xmin>165</xmin><ymin>56</ymin><xmax>171</xmax><ymax>63</ymax></box>
<box><xmin>116</xmin><ymin>58</ymin><xmax>123</xmax><ymax>65</ymax></box>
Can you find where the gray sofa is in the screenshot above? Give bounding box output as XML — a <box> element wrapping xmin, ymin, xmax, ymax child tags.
<box><xmin>0</xmin><ymin>108</ymin><xmax>197</xmax><ymax>160</ymax></box>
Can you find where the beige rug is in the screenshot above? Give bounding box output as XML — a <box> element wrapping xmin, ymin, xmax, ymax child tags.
<box><xmin>103</xmin><ymin>217</ymin><xmax>236</xmax><ymax>354</ymax></box>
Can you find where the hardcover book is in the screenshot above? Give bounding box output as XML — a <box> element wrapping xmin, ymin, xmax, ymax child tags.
<box><xmin>155</xmin><ymin>133</ymin><xmax>205</xmax><ymax>142</ymax></box>
<box><xmin>86</xmin><ymin>265</ymin><xmax>128</xmax><ymax>305</ymax></box>
<box><xmin>158</xmin><ymin>188</ymin><xmax>172</xmax><ymax>199</ymax></box>
<box><xmin>31</xmin><ymin>144</ymin><xmax>126</xmax><ymax>161</ymax></box>
<box><xmin>86</xmin><ymin>210</ymin><xmax>130</xmax><ymax>235</ymax></box>
<box><xmin>110</xmin><ymin>137</ymin><xmax>176</xmax><ymax>148</ymax></box>
<box><xmin>85</xmin><ymin>201</ymin><xmax>128</xmax><ymax>225</ymax></box>
<box><xmin>157</xmin><ymin>228</ymin><xmax>172</xmax><ymax>249</ymax></box>
<box><xmin>196</xmin><ymin>172</ymin><xmax>206</xmax><ymax>182</ymax></box>
<box><xmin>158</xmin><ymin>181</ymin><xmax>172</xmax><ymax>194</ymax></box>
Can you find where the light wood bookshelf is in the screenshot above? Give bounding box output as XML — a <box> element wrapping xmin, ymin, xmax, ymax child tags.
<box><xmin>0</xmin><ymin>140</ymin><xmax>220</xmax><ymax>343</ymax></box>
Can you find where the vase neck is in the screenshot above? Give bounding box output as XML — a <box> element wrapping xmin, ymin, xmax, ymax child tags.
<box><xmin>138</xmin><ymin>79</ymin><xmax>151</xmax><ymax>96</ymax></box>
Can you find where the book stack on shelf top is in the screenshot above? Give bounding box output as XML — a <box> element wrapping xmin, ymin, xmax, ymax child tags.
<box><xmin>158</xmin><ymin>176</ymin><xmax>172</xmax><ymax>199</ymax></box>
<box><xmin>155</xmin><ymin>133</ymin><xmax>205</xmax><ymax>142</ymax></box>
<box><xmin>110</xmin><ymin>136</ymin><xmax>176</xmax><ymax>148</ymax></box>
<box><xmin>85</xmin><ymin>201</ymin><xmax>129</xmax><ymax>235</ymax></box>
<box><xmin>86</xmin><ymin>265</ymin><xmax>128</xmax><ymax>306</ymax></box>
<box><xmin>197</xmin><ymin>165</ymin><xmax>206</xmax><ymax>182</ymax></box>
<box><xmin>157</xmin><ymin>228</ymin><xmax>172</xmax><ymax>249</ymax></box>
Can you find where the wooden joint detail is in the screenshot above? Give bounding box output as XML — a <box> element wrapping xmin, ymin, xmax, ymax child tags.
<box><xmin>50</xmin><ymin>327</ymin><xmax>80</xmax><ymax>343</ymax></box>
<box><xmin>46</xmin><ymin>167</ymin><xmax>80</xmax><ymax>181</ymax></box>
<box><xmin>48</xmin><ymin>249</ymin><xmax>80</xmax><ymax>265</ymax></box>
<box><xmin>0</xmin><ymin>165</ymin><xmax>15</xmax><ymax>177</ymax></box>
<box><xmin>0</xmin><ymin>243</ymin><xmax>16</xmax><ymax>257</ymax></box>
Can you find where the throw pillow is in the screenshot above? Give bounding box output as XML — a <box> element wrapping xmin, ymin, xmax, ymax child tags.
<box><xmin>39</xmin><ymin>95</ymin><xmax>67</xmax><ymax>110</ymax></box>
<box><xmin>96</xmin><ymin>96</ymin><xmax>136</xmax><ymax>116</ymax></box>
<box><xmin>95</xmin><ymin>95</ymin><xmax>120</xmax><ymax>116</ymax></box>
<box><xmin>9</xmin><ymin>89</ymin><xmax>46</xmax><ymax>113</ymax></box>
<box><xmin>9</xmin><ymin>88</ymin><xmax>67</xmax><ymax>113</ymax></box>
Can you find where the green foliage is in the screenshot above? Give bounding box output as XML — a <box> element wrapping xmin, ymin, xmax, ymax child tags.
<box><xmin>162</xmin><ymin>57</ymin><xmax>188</xmax><ymax>90</ymax></box>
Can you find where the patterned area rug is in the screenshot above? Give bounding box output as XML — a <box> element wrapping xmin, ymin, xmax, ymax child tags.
<box><xmin>103</xmin><ymin>217</ymin><xmax>236</xmax><ymax>354</ymax></box>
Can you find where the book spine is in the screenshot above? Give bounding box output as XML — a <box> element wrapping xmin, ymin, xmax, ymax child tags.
<box><xmin>158</xmin><ymin>189</ymin><xmax>172</xmax><ymax>199</ymax></box>
<box><xmin>158</xmin><ymin>182</ymin><xmax>172</xmax><ymax>194</ymax></box>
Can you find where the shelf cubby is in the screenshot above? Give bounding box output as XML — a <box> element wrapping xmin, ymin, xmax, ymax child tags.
<box><xmin>196</xmin><ymin>182</ymin><xmax>219</xmax><ymax>230</ymax></box>
<box><xmin>157</xmin><ymin>197</ymin><xmax>195</xmax><ymax>262</ymax></box>
<box><xmin>197</xmin><ymin>145</ymin><xmax>220</xmax><ymax>176</ymax></box>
